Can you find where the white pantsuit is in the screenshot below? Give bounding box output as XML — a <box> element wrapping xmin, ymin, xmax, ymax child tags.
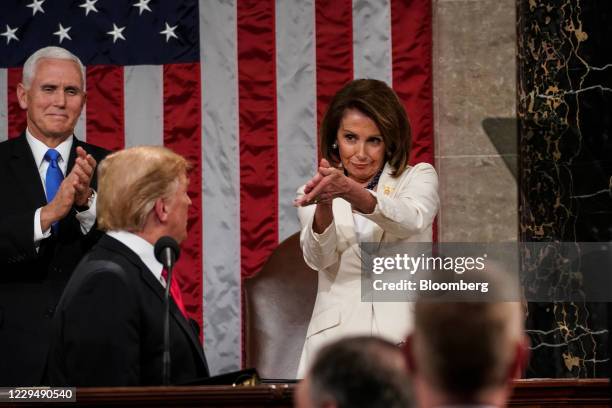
<box><xmin>296</xmin><ymin>162</ymin><xmax>439</xmax><ymax>378</ymax></box>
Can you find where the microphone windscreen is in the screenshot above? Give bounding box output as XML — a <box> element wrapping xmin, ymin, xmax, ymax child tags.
<box><xmin>154</xmin><ymin>236</ymin><xmax>181</xmax><ymax>264</ymax></box>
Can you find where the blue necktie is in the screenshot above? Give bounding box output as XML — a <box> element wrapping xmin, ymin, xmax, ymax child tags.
<box><xmin>44</xmin><ymin>149</ymin><xmax>64</xmax><ymax>233</ymax></box>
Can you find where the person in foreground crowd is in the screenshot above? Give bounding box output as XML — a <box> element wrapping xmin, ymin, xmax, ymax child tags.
<box><xmin>47</xmin><ymin>146</ymin><xmax>209</xmax><ymax>386</ymax></box>
<box><xmin>294</xmin><ymin>336</ymin><xmax>414</xmax><ymax>408</ymax></box>
<box><xmin>294</xmin><ymin>79</ymin><xmax>439</xmax><ymax>377</ymax></box>
<box><xmin>0</xmin><ymin>46</ymin><xmax>108</xmax><ymax>386</ymax></box>
<box><xmin>405</xmin><ymin>299</ymin><xmax>529</xmax><ymax>407</ymax></box>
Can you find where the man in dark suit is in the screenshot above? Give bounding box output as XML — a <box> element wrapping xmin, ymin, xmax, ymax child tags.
<box><xmin>47</xmin><ymin>146</ymin><xmax>210</xmax><ymax>386</ymax></box>
<box><xmin>0</xmin><ymin>46</ymin><xmax>108</xmax><ymax>386</ymax></box>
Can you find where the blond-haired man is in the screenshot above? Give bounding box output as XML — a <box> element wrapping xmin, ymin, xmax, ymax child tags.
<box><xmin>47</xmin><ymin>146</ymin><xmax>209</xmax><ymax>386</ymax></box>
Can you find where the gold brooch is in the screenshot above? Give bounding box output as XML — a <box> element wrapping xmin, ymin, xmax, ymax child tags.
<box><xmin>383</xmin><ymin>186</ymin><xmax>393</xmax><ymax>195</ymax></box>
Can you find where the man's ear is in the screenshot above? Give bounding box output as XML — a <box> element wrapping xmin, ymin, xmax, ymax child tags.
<box><xmin>16</xmin><ymin>83</ymin><xmax>28</xmax><ymax>110</ymax></box>
<box><xmin>154</xmin><ymin>197</ymin><xmax>168</xmax><ymax>223</ymax></box>
<box><xmin>403</xmin><ymin>334</ymin><xmax>417</xmax><ymax>375</ymax></box>
<box><xmin>508</xmin><ymin>335</ymin><xmax>531</xmax><ymax>381</ymax></box>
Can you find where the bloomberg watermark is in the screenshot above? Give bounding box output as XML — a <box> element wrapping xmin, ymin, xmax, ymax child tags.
<box><xmin>361</xmin><ymin>242</ymin><xmax>612</xmax><ymax>302</ymax></box>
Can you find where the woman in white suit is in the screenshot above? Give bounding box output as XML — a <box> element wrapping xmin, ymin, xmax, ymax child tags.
<box><xmin>294</xmin><ymin>79</ymin><xmax>439</xmax><ymax>377</ymax></box>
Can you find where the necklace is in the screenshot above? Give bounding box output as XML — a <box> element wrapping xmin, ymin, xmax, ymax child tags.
<box><xmin>365</xmin><ymin>168</ymin><xmax>384</xmax><ymax>190</ymax></box>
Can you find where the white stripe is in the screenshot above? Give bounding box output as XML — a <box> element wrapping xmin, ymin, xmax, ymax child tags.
<box><xmin>200</xmin><ymin>0</ymin><xmax>241</xmax><ymax>374</ymax></box>
<box><xmin>75</xmin><ymin>73</ymin><xmax>86</xmax><ymax>142</ymax></box>
<box><xmin>0</xmin><ymin>69</ymin><xmax>8</xmax><ymax>141</ymax></box>
<box><xmin>124</xmin><ymin>65</ymin><xmax>164</xmax><ymax>147</ymax></box>
<box><xmin>352</xmin><ymin>0</ymin><xmax>392</xmax><ymax>84</ymax></box>
<box><xmin>276</xmin><ymin>0</ymin><xmax>317</xmax><ymax>242</ymax></box>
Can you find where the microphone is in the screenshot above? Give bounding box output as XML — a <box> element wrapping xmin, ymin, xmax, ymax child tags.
<box><xmin>154</xmin><ymin>236</ymin><xmax>181</xmax><ymax>386</ymax></box>
<box><xmin>154</xmin><ymin>236</ymin><xmax>181</xmax><ymax>270</ymax></box>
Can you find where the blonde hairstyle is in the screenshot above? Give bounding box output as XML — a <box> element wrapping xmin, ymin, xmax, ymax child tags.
<box><xmin>97</xmin><ymin>146</ymin><xmax>190</xmax><ymax>232</ymax></box>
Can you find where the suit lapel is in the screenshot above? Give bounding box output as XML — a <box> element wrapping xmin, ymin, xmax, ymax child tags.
<box><xmin>113</xmin><ymin>241</ymin><xmax>208</xmax><ymax>368</ymax></box>
<box><xmin>99</xmin><ymin>236</ymin><xmax>208</xmax><ymax>369</ymax></box>
<box><xmin>9</xmin><ymin>134</ymin><xmax>47</xmax><ymax>208</ymax></box>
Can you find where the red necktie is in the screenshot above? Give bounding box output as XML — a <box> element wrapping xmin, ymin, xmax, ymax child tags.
<box><xmin>161</xmin><ymin>269</ymin><xmax>188</xmax><ymax>320</ymax></box>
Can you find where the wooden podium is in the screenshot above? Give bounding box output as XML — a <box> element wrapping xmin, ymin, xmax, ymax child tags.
<box><xmin>0</xmin><ymin>379</ymin><xmax>608</xmax><ymax>407</ymax></box>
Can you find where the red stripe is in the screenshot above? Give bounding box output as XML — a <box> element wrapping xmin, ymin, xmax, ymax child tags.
<box><xmin>315</xmin><ymin>0</ymin><xmax>353</xmax><ymax>145</ymax></box>
<box><xmin>85</xmin><ymin>65</ymin><xmax>124</xmax><ymax>151</ymax></box>
<box><xmin>7</xmin><ymin>68</ymin><xmax>26</xmax><ymax>139</ymax></box>
<box><xmin>391</xmin><ymin>0</ymin><xmax>434</xmax><ymax>166</ymax></box>
<box><xmin>163</xmin><ymin>62</ymin><xmax>203</xmax><ymax>338</ymax></box>
<box><xmin>237</xmin><ymin>0</ymin><xmax>279</xmax><ymax>280</ymax></box>
<box><xmin>238</xmin><ymin>0</ymin><xmax>278</xmax><ymax>366</ymax></box>
<box><xmin>391</xmin><ymin>0</ymin><xmax>436</xmax><ymax>240</ymax></box>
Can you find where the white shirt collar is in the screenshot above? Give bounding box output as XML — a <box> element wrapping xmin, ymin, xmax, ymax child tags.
<box><xmin>106</xmin><ymin>230</ymin><xmax>164</xmax><ymax>286</ymax></box>
<box><xmin>25</xmin><ymin>129</ymin><xmax>73</xmax><ymax>173</ymax></box>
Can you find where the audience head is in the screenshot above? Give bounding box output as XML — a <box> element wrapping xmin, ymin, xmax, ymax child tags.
<box><xmin>405</xmin><ymin>264</ymin><xmax>529</xmax><ymax>408</ymax></box>
<box><xmin>97</xmin><ymin>146</ymin><xmax>192</xmax><ymax>243</ymax></box>
<box><xmin>295</xmin><ymin>336</ymin><xmax>414</xmax><ymax>408</ymax></box>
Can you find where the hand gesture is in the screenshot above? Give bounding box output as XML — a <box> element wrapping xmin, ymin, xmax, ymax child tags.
<box><xmin>72</xmin><ymin>146</ymin><xmax>97</xmax><ymax>206</ymax></box>
<box><xmin>294</xmin><ymin>159</ymin><xmax>350</xmax><ymax>207</ymax></box>
<box><xmin>40</xmin><ymin>172</ymin><xmax>80</xmax><ymax>231</ymax></box>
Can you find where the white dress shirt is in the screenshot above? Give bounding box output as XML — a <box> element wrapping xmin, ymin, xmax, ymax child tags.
<box><xmin>26</xmin><ymin>129</ymin><xmax>97</xmax><ymax>244</ymax></box>
<box><xmin>106</xmin><ymin>230</ymin><xmax>166</xmax><ymax>288</ymax></box>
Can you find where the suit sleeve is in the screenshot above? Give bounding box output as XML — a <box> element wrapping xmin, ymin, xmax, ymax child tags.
<box><xmin>59</xmin><ymin>268</ymin><xmax>140</xmax><ymax>386</ymax></box>
<box><xmin>354</xmin><ymin>163</ymin><xmax>440</xmax><ymax>239</ymax></box>
<box><xmin>296</xmin><ymin>185</ymin><xmax>340</xmax><ymax>271</ymax></box>
<box><xmin>0</xmin><ymin>208</ymin><xmax>40</xmax><ymax>265</ymax></box>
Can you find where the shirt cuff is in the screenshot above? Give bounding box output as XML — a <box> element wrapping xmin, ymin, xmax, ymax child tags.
<box><xmin>75</xmin><ymin>189</ymin><xmax>97</xmax><ymax>234</ymax></box>
<box><xmin>34</xmin><ymin>207</ymin><xmax>52</xmax><ymax>249</ymax></box>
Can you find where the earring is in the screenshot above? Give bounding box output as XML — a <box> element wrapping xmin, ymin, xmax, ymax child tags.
<box><xmin>332</xmin><ymin>142</ymin><xmax>338</xmax><ymax>149</ymax></box>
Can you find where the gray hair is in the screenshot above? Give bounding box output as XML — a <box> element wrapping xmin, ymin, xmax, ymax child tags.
<box><xmin>308</xmin><ymin>337</ymin><xmax>414</xmax><ymax>408</ymax></box>
<box><xmin>22</xmin><ymin>46</ymin><xmax>85</xmax><ymax>89</ymax></box>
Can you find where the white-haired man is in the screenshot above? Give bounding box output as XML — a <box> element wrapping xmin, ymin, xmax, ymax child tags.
<box><xmin>0</xmin><ymin>46</ymin><xmax>108</xmax><ymax>386</ymax></box>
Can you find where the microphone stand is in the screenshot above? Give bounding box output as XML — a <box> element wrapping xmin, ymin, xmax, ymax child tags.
<box><xmin>162</xmin><ymin>258</ymin><xmax>174</xmax><ymax>385</ymax></box>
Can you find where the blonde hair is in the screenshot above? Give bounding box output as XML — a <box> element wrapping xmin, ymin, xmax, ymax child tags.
<box><xmin>97</xmin><ymin>146</ymin><xmax>190</xmax><ymax>232</ymax></box>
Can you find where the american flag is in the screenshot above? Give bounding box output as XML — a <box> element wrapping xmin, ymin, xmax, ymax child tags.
<box><xmin>0</xmin><ymin>0</ymin><xmax>433</xmax><ymax>374</ymax></box>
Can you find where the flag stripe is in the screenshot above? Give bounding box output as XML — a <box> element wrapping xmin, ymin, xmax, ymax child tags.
<box><xmin>0</xmin><ymin>69</ymin><xmax>7</xmax><ymax>142</ymax></box>
<box><xmin>85</xmin><ymin>65</ymin><xmax>125</xmax><ymax>151</ymax></box>
<box><xmin>7</xmin><ymin>68</ymin><xmax>24</xmax><ymax>139</ymax></box>
<box><xmin>276</xmin><ymin>0</ymin><xmax>318</xmax><ymax>242</ymax></box>
<box><xmin>315</xmin><ymin>0</ymin><xmax>354</xmax><ymax>138</ymax></box>
<box><xmin>237</xmin><ymin>0</ymin><xmax>279</xmax><ymax>280</ymax></box>
<box><xmin>124</xmin><ymin>65</ymin><xmax>164</xmax><ymax>147</ymax></box>
<box><xmin>162</xmin><ymin>62</ymin><xmax>204</xmax><ymax>333</ymax></box>
<box><xmin>199</xmin><ymin>0</ymin><xmax>242</xmax><ymax>375</ymax></box>
<box><xmin>353</xmin><ymin>0</ymin><xmax>393</xmax><ymax>84</ymax></box>
<box><xmin>391</xmin><ymin>0</ymin><xmax>434</xmax><ymax>166</ymax></box>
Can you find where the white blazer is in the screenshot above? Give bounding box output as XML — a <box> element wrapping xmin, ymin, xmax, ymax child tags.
<box><xmin>295</xmin><ymin>162</ymin><xmax>439</xmax><ymax>378</ymax></box>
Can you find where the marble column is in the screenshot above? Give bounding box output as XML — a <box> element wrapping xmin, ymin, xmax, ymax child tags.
<box><xmin>517</xmin><ymin>0</ymin><xmax>611</xmax><ymax>377</ymax></box>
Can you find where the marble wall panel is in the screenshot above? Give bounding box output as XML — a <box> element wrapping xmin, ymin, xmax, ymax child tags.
<box><xmin>517</xmin><ymin>0</ymin><xmax>611</xmax><ymax>378</ymax></box>
<box><xmin>434</xmin><ymin>0</ymin><xmax>518</xmax><ymax>243</ymax></box>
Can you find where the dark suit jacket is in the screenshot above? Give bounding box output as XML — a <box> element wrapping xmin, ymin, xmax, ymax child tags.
<box><xmin>0</xmin><ymin>133</ymin><xmax>108</xmax><ymax>386</ymax></box>
<box><xmin>47</xmin><ymin>235</ymin><xmax>210</xmax><ymax>386</ymax></box>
